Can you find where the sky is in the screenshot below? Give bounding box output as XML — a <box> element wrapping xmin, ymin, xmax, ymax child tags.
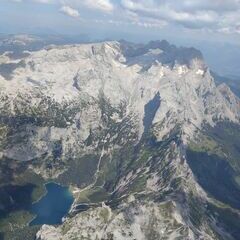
<box><xmin>1</xmin><ymin>0</ymin><xmax>240</xmax><ymax>42</ymax></box>
<box><xmin>1</xmin><ymin>0</ymin><xmax>240</xmax><ymax>76</ymax></box>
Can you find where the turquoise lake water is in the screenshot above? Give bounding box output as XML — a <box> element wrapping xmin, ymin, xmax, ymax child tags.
<box><xmin>30</xmin><ymin>182</ymin><xmax>74</xmax><ymax>226</ymax></box>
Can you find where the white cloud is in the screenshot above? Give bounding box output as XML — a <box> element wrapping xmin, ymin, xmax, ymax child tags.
<box><xmin>9</xmin><ymin>0</ymin><xmax>240</xmax><ymax>34</ymax></box>
<box><xmin>12</xmin><ymin>0</ymin><xmax>114</xmax><ymax>11</ymax></box>
<box><xmin>60</xmin><ymin>5</ymin><xmax>80</xmax><ymax>18</ymax></box>
<box><xmin>120</xmin><ymin>0</ymin><xmax>240</xmax><ymax>33</ymax></box>
<box><xmin>11</xmin><ymin>0</ymin><xmax>54</xmax><ymax>3</ymax></box>
<box><xmin>33</xmin><ymin>0</ymin><xmax>53</xmax><ymax>3</ymax></box>
<box><xmin>83</xmin><ymin>0</ymin><xmax>114</xmax><ymax>12</ymax></box>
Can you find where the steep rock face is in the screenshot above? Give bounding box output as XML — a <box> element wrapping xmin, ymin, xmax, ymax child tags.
<box><xmin>0</xmin><ymin>41</ymin><xmax>240</xmax><ymax>240</ymax></box>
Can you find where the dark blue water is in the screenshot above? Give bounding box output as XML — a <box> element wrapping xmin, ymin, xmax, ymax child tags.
<box><xmin>29</xmin><ymin>182</ymin><xmax>74</xmax><ymax>226</ymax></box>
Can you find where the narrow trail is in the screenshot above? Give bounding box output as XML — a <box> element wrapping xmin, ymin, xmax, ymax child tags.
<box><xmin>70</xmin><ymin>138</ymin><xmax>107</xmax><ymax>212</ymax></box>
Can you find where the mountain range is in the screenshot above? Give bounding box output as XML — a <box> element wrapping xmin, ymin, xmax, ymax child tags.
<box><xmin>0</xmin><ymin>39</ymin><xmax>240</xmax><ymax>240</ymax></box>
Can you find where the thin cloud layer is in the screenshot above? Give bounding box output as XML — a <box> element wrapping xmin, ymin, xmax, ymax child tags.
<box><xmin>60</xmin><ymin>5</ymin><xmax>80</xmax><ymax>18</ymax></box>
<box><xmin>120</xmin><ymin>0</ymin><xmax>240</xmax><ymax>33</ymax></box>
<box><xmin>10</xmin><ymin>0</ymin><xmax>240</xmax><ymax>34</ymax></box>
<box><xmin>83</xmin><ymin>0</ymin><xmax>114</xmax><ymax>12</ymax></box>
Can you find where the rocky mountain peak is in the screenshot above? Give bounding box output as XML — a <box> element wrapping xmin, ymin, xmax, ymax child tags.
<box><xmin>120</xmin><ymin>40</ymin><xmax>203</xmax><ymax>68</ymax></box>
